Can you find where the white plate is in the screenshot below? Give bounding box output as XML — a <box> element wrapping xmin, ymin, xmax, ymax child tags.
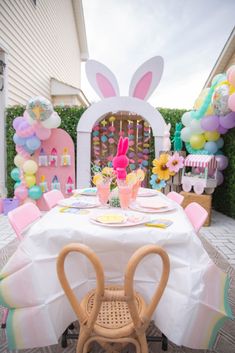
<box><xmin>75</xmin><ymin>188</ymin><xmax>97</xmax><ymax>196</ymax></box>
<box><xmin>90</xmin><ymin>213</ymin><xmax>150</xmax><ymax>227</ymax></box>
<box><xmin>137</xmin><ymin>188</ymin><xmax>159</xmax><ymax>197</ymax></box>
<box><xmin>58</xmin><ymin>198</ymin><xmax>100</xmax><ymax>209</ymax></box>
<box><xmin>129</xmin><ymin>203</ymin><xmax>175</xmax><ymax>213</ymax></box>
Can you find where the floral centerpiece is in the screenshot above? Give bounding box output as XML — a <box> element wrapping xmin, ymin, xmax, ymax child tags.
<box><xmin>150</xmin><ymin>152</ymin><xmax>184</xmax><ymax>190</ymax></box>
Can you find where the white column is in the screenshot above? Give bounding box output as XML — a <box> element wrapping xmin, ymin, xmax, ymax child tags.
<box><xmin>76</xmin><ymin>131</ymin><xmax>91</xmax><ymax>188</ymax></box>
<box><xmin>0</xmin><ymin>49</ymin><xmax>7</xmax><ymax>196</ymax></box>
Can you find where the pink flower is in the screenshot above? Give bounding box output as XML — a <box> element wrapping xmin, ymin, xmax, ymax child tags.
<box><xmin>166</xmin><ymin>152</ymin><xmax>184</xmax><ymax>173</ymax></box>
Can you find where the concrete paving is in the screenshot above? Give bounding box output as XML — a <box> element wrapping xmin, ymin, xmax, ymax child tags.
<box><xmin>0</xmin><ymin>210</ymin><xmax>235</xmax><ymax>267</ymax></box>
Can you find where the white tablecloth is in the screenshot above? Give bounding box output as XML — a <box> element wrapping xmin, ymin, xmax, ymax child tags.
<box><xmin>0</xmin><ymin>192</ymin><xmax>232</xmax><ymax>350</ymax></box>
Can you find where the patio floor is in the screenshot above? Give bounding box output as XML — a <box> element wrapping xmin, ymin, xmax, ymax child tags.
<box><xmin>0</xmin><ymin>209</ymin><xmax>235</xmax><ymax>268</ymax></box>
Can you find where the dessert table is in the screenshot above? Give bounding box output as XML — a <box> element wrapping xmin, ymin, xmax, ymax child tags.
<box><xmin>0</xmin><ymin>189</ymin><xmax>232</xmax><ymax>350</ymax></box>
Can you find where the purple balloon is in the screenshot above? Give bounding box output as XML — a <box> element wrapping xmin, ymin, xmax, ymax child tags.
<box><xmin>18</xmin><ymin>120</ymin><xmax>31</xmax><ymax>131</ymax></box>
<box><xmin>219</xmin><ymin>112</ymin><xmax>235</xmax><ymax>129</ymax></box>
<box><xmin>217</xmin><ymin>124</ymin><xmax>228</xmax><ymax>134</ymax></box>
<box><xmin>13</xmin><ymin>117</ymin><xmax>24</xmax><ymax>130</ymax></box>
<box><xmin>216</xmin><ymin>170</ymin><xmax>224</xmax><ymax>185</ymax></box>
<box><xmin>215</xmin><ymin>155</ymin><xmax>228</xmax><ymax>171</ymax></box>
<box><xmin>201</xmin><ymin>115</ymin><xmax>219</xmax><ymax>131</ymax></box>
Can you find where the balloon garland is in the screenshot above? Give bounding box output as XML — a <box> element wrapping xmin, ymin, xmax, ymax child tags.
<box><xmin>181</xmin><ymin>67</ymin><xmax>235</xmax><ymax>186</ymax></box>
<box><xmin>11</xmin><ymin>96</ymin><xmax>61</xmax><ymax>204</ymax></box>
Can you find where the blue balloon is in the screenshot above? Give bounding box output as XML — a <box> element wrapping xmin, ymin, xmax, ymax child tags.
<box><xmin>28</xmin><ymin>186</ymin><xmax>42</xmax><ymax>200</ymax></box>
<box><xmin>14</xmin><ymin>181</ymin><xmax>21</xmax><ymax>189</ymax></box>
<box><xmin>26</xmin><ymin>136</ymin><xmax>41</xmax><ymax>151</ymax></box>
<box><xmin>142</xmin><ymin>160</ymin><xmax>149</xmax><ymax>167</ymax></box>
<box><xmin>92</xmin><ymin>131</ymin><xmax>99</xmax><ymax>137</ymax></box>
<box><xmin>23</xmin><ymin>145</ymin><xmax>34</xmax><ymax>155</ymax></box>
<box><xmin>11</xmin><ymin>168</ymin><xmax>21</xmax><ymax>181</ymax></box>
<box><xmin>216</xmin><ymin>138</ymin><xmax>224</xmax><ymax>149</ymax></box>
<box><xmin>13</xmin><ymin>133</ymin><xmax>26</xmax><ymax>146</ymax></box>
<box><xmin>204</xmin><ymin>141</ymin><xmax>218</xmax><ymax>155</ymax></box>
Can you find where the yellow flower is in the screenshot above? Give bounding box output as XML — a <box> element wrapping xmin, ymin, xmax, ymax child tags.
<box><xmin>152</xmin><ymin>154</ymin><xmax>174</xmax><ymax>180</ymax></box>
<box><xmin>102</xmin><ymin>167</ymin><xmax>113</xmax><ymax>175</ymax></box>
<box><xmin>93</xmin><ymin>174</ymin><xmax>103</xmax><ymax>185</ymax></box>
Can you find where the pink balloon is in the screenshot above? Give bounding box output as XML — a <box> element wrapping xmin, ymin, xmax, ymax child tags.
<box><xmin>216</xmin><ymin>171</ymin><xmax>224</xmax><ymax>186</ymax></box>
<box><xmin>219</xmin><ymin>112</ymin><xmax>235</xmax><ymax>129</ymax></box>
<box><xmin>217</xmin><ymin>125</ymin><xmax>228</xmax><ymax>134</ymax></box>
<box><xmin>228</xmin><ymin>94</ymin><xmax>235</xmax><ymax>112</ymax></box>
<box><xmin>34</xmin><ymin>123</ymin><xmax>51</xmax><ymax>140</ymax></box>
<box><xmin>14</xmin><ymin>185</ymin><xmax>28</xmax><ymax>200</ymax></box>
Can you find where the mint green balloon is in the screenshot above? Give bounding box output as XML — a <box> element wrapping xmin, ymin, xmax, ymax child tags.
<box><xmin>28</xmin><ymin>186</ymin><xmax>42</xmax><ymax>200</ymax></box>
<box><xmin>14</xmin><ymin>182</ymin><xmax>21</xmax><ymax>189</ymax></box>
<box><xmin>10</xmin><ymin>168</ymin><xmax>21</xmax><ymax>182</ymax></box>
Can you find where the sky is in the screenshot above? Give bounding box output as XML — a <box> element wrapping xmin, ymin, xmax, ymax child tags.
<box><xmin>81</xmin><ymin>0</ymin><xmax>235</xmax><ymax>109</ymax></box>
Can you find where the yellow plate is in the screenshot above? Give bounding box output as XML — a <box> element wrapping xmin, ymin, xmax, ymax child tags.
<box><xmin>96</xmin><ymin>214</ymin><xmax>126</xmax><ymax>224</ymax></box>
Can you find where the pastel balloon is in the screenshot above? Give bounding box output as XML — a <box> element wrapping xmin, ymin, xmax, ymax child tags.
<box><xmin>190</xmin><ymin>119</ymin><xmax>204</xmax><ymax>134</ymax></box>
<box><xmin>41</xmin><ymin>112</ymin><xmax>61</xmax><ymax>128</ymax></box>
<box><xmin>228</xmin><ymin>94</ymin><xmax>235</xmax><ymax>112</ymax></box>
<box><xmin>28</xmin><ymin>185</ymin><xmax>42</xmax><ymax>200</ymax></box>
<box><xmin>25</xmin><ymin>174</ymin><xmax>36</xmax><ymax>188</ymax></box>
<box><xmin>216</xmin><ymin>170</ymin><xmax>224</xmax><ymax>186</ymax></box>
<box><xmin>219</xmin><ymin>112</ymin><xmax>235</xmax><ymax>129</ymax></box>
<box><xmin>204</xmin><ymin>141</ymin><xmax>218</xmax><ymax>154</ymax></box>
<box><xmin>215</xmin><ymin>155</ymin><xmax>228</xmax><ymax>171</ymax></box>
<box><xmin>204</xmin><ymin>130</ymin><xmax>220</xmax><ymax>142</ymax></box>
<box><xmin>200</xmin><ymin>115</ymin><xmax>219</xmax><ymax>131</ymax></box>
<box><xmin>217</xmin><ymin>125</ymin><xmax>228</xmax><ymax>134</ymax></box>
<box><xmin>212</xmin><ymin>84</ymin><xmax>231</xmax><ymax>116</ymax></box>
<box><xmin>10</xmin><ymin>168</ymin><xmax>21</xmax><ymax>181</ymax></box>
<box><xmin>23</xmin><ymin>145</ymin><xmax>34</xmax><ymax>155</ymax></box>
<box><xmin>205</xmin><ymin>104</ymin><xmax>214</xmax><ymax>116</ymax></box>
<box><xmin>13</xmin><ymin>133</ymin><xmax>27</xmax><ymax>146</ymax></box>
<box><xmin>227</xmin><ymin>66</ymin><xmax>235</xmax><ymax>87</ymax></box>
<box><xmin>14</xmin><ymin>185</ymin><xmax>28</xmax><ymax>201</ymax></box>
<box><xmin>26</xmin><ymin>136</ymin><xmax>41</xmax><ymax>151</ymax></box>
<box><xmin>13</xmin><ymin>116</ymin><xmax>24</xmax><ymax>130</ymax></box>
<box><xmin>211</xmin><ymin>73</ymin><xmax>227</xmax><ymax>85</ymax></box>
<box><xmin>190</xmin><ymin>134</ymin><xmax>206</xmax><ymax>149</ymax></box>
<box><xmin>181</xmin><ymin>127</ymin><xmax>192</xmax><ymax>142</ymax></box>
<box><xmin>26</xmin><ymin>96</ymin><xmax>54</xmax><ymax>122</ymax></box>
<box><xmin>14</xmin><ymin>154</ymin><xmax>26</xmax><ymax>168</ymax></box>
<box><xmin>23</xmin><ymin>160</ymin><xmax>38</xmax><ymax>175</ymax></box>
<box><xmin>181</xmin><ymin>112</ymin><xmax>192</xmax><ymax>127</ymax></box>
<box><xmin>34</xmin><ymin>123</ymin><xmax>51</xmax><ymax>140</ymax></box>
<box><xmin>216</xmin><ymin>138</ymin><xmax>224</xmax><ymax>149</ymax></box>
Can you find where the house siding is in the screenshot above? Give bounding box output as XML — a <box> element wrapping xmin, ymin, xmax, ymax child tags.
<box><xmin>225</xmin><ymin>52</ymin><xmax>235</xmax><ymax>71</ymax></box>
<box><xmin>0</xmin><ymin>0</ymin><xmax>82</xmax><ymax>105</ymax></box>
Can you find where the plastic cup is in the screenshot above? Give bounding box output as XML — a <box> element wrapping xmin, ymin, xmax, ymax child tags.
<box><xmin>97</xmin><ymin>181</ymin><xmax>110</xmax><ymax>206</ymax></box>
<box><xmin>118</xmin><ymin>182</ymin><xmax>132</xmax><ymax>210</ymax></box>
<box><xmin>131</xmin><ymin>180</ymin><xmax>141</xmax><ymax>202</ymax></box>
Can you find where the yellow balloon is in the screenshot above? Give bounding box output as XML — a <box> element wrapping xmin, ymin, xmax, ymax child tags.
<box><xmin>190</xmin><ymin>134</ymin><xmax>206</xmax><ymax>149</ymax></box>
<box><xmin>23</xmin><ymin>160</ymin><xmax>38</xmax><ymax>175</ymax></box>
<box><xmin>14</xmin><ymin>154</ymin><xmax>25</xmax><ymax>168</ymax></box>
<box><xmin>24</xmin><ymin>174</ymin><xmax>36</xmax><ymax>188</ymax></box>
<box><xmin>204</xmin><ymin>130</ymin><xmax>220</xmax><ymax>141</ymax></box>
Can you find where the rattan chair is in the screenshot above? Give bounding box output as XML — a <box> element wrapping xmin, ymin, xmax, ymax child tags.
<box><xmin>57</xmin><ymin>243</ymin><xmax>170</xmax><ymax>353</ymax></box>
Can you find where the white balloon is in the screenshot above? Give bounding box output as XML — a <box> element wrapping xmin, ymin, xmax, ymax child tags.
<box><xmin>190</xmin><ymin>119</ymin><xmax>204</xmax><ymax>134</ymax></box>
<box><xmin>182</xmin><ymin>112</ymin><xmax>192</xmax><ymax>127</ymax></box>
<box><xmin>181</xmin><ymin>127</ymin><xmax>192</xmax><ymax>142</ymax></box>
<box><xmin>41</xmin><ymin>112</ymin><xmax>61</xmax><ymax>129</ymax></box>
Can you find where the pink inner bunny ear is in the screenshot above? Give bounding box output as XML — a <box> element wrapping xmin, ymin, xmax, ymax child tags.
<box><xmin>96</xmin><ymin>73</ymin><xmax>116</xmax><ymax>98</ymax></box>
<box><xmin>117</xmin><ymin>137</ymin><xmax>123</xmax><ymax>156</ymax></box>
<box><xmin>133</xmin><ymin>72</ymin><xmax>153</xmax><ymax>99</ymax></box>
<box><xmin>122</xmin><ymin>138</ymin><xmax>129</xmax><ymax>155</ymax></box>
<box><xmin>86</xmin><ymin>60</ymin><xmax>120</xmax><ymax>99</ymax></box>
<box><xmin>129</xmin><ymin>56</ymin><xmax>164</xmax><ymax>101</ymax></box>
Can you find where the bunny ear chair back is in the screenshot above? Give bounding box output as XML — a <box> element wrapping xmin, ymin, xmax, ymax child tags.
<box><xmin>76</xmin><ymin>56</ymin><xmax>168</xmax><ymax>188</ymax></box>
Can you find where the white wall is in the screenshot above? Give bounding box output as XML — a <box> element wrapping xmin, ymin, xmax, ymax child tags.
<box><xmin>0</xmin><ymin>0</ymin><xmax>82</xmax><ymax>105</ymax></box>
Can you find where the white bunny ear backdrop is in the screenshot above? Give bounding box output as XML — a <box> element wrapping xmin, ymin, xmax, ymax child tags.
<box><xmin>77</xmin><ymin>56</ymin><xmax>167</xmax><ymax>188</ymax></box>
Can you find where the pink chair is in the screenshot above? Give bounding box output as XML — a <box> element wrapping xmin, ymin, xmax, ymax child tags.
<box><xmin>8</xmin><ymin>203</ymin><xmax>41</xmax><ymax>241</ymax></box>
<box><xmin>43</xmin><ymin>190</ymin><xmax>64</xmax><ymax>210</ymax></box>
<box><xmin>2</xmin><ymin>203</ymin><xmax>41</xmax><ymax>329</ymax></box>
<box><xmin>184</xmin><ymin>202</ymin><xmax>208</xmax><ymax>233</ymax></box>
<box><xmin>167</xmin><ymin>191</ymin><xmax>184</xmax><ymax>205</ymax></box>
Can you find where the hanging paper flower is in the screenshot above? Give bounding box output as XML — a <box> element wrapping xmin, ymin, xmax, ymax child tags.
<box><xmin>152</xmin><ymin>153</ymin><xmax>174</xmax><ymax>180</ymax></box>
<box><xmin>150</xmin><ymin>174</ymin><xmax>166</xmax><ymax>190</ymax></box>
<box><xmin>166</xmin><ymin>152</ymin><xmax>184</xmax><ymax>173</ymax></box>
